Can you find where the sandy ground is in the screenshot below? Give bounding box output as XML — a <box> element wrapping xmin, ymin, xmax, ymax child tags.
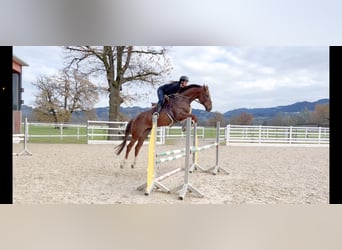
<box><xmin>13</xmin><ymin>141</ymin><xmax>329</xmax><ymax>204</ymax></box>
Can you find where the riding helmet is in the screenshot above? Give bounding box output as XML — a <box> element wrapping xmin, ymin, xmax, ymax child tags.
<box><xmin>179</xmin><ymin>76</ymin><xmax>189</xmax><ymax>82</ymax></box>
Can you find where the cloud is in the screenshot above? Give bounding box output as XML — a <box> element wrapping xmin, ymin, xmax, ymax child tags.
<box><xmin>14</xmin><ymin>46</ymin><xmax>329</xmax><ymax>112</ymax></box>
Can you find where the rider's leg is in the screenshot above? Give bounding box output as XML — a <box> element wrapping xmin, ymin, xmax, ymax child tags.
<box><xmin>155</xmin><ymin>102</ymin><xmax>162</xmax><ymax>113</ymax></box>
<box><xmin>155</xmin><ymin>88</ymin><xmax>164</xmax><ymax>114</ymax></box>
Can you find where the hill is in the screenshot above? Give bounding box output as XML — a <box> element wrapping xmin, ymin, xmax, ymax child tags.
<box><xmin>21</xmin><ymin>98</ymin><xmax>329</xmax><ymax>124</ymax></box>
<box><xmin>223</xmin><ymin>98</ymin><xmax>329</xmax><ymax>120</ymax></box>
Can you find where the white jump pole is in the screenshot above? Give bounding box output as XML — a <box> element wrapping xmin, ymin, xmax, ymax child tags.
<box><xmin>171</xmin><ymin>117</ymin><xmax>204</xmax><ymax>200</ymax></box>
<box><xmin>205</xmin><ymin>121</ymin><xmax>229</xmax><ymax>175</ymax></box>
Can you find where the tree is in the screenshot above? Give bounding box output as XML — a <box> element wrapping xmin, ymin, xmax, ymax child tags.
<box><xmin>294</xmin><ymin>108</ymin><xmax>312</xmax><ymax>125</ymax></box>
<box><xmin>64</xmin><ymin>46</ymin><xmax>172</xmax><ymax>122</ymax></box>
<box><xmin>229</xmin><ymin>112</ymin><xmax>253</xmax><ymax>125</ymax></box>
<box><xmin>311</xmin><ymin>103</ymin><xmax>329</xmax><ymax>126</ymax></box>
<box><xmin>268</xmin><ymin>112</ymin><xmax>295</xmax><ymax>126</ymax></box>
<box><xmin>32</xmin><ymin>70</ymin><xmax>98</xmax><ymax>123</ymax></box>
<box><xmin>208</xmin><ymin>111</ymin><xmax>227</xmax><ymax>126</ymax></box>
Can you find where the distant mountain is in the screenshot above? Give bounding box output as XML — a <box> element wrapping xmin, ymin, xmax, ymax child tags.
<box><xmin>223</xmin><ymin>98</ymin><xmax>329</xmax><ymax>120</ymax></box>
<box><xmin>21</xmin><ymin>98</ymin><xmax>329</xmax><ymax>124</ymax></box>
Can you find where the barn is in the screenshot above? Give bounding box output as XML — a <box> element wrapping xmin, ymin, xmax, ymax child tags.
<box><xmin>12</xmin><ymin>55</ymin><xmax>29</xmax><ymax>134</ymax></box>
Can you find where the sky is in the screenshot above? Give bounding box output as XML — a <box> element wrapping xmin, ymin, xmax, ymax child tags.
<box><xmin>13</xmin><ymin>46</ymin><xmax>329</xmax><ymax>113</ymax></box>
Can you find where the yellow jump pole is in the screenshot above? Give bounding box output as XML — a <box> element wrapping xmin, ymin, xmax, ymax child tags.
<box><xmin>137</xmin><ymin>114</ymin><xmax>170</xmax><ymax>195</ymax></box>
<box><xmin>145</xmin><ymin>114</ymin><xmax>157</xmax><ymax>193</ymax></box>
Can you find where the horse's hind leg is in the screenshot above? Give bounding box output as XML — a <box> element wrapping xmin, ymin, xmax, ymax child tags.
<box><xmin>120</xmin><ymin>139</ymin><xmax>137</xmax><ymax>169</ymax></box>
<box><xmin>131</xmin><ymin>139</ymin><xmax>145</xmax><ymax>168</ymax></box>
<box><xmin>131</xmin><ymin>129</ymin><xmax>151</xmax><ymax>168</ymax></box>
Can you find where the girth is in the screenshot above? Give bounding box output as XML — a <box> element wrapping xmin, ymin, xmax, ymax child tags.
<box><xmin>165</xmin><ymin>108</ymin><xmax>179</xmax><ymax>127</ymax></box>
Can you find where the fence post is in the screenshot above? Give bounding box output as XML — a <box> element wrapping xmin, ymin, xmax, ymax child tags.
<box><xmin>161</xmin><ymin>127</ymin><xmax>165</xmax><ymax>145</ymax></box>
<box><xmin>87</xmin><ymin>121</ymin><xmax>89</xmax><ymax>144</ymax></box>
<box><xmin>60</xmin><ymin>123</ymin><xmax>63</xmax><ymax>140</ymax></box>
<box><xmin>226</xmin><ymin>124</ymin><xmax>230</xmax><ymax>145</ymax></box>
<box><xmin>26</xmin><ymin>119</ymin><xmax>29</xmax><ymax>141</ymax></box>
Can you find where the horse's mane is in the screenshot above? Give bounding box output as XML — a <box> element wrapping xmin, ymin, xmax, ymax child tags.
<box><xmin>177</xmin><ymin>84</ymin><xmax>203</xmax><ymax>94</ymax></box>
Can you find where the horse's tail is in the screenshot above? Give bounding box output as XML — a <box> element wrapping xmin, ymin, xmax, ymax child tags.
<box><xmin>115</xmin><ymin>119</ymin><xmax>133</xmax><ymax>155</ymax></box>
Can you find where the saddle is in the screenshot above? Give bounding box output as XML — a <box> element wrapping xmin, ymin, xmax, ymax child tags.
<box><xmin>151</xmin><ymin>95</ymin><xmax>178</xmax><ymax>126</ymax></box>
<box><xmin>151</xmin><ymin>95</ymin><xmax>173</xmax><ymax>108</ymax></box>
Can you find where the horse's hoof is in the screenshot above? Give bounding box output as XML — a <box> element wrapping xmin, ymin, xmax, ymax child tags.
<box><xmin>120</xmin><ymin>165</ymin><xmax>124</xmax><ymax>169</ymax></box>
<box><xmin>131</xmin><ymin>164</ymin><xmax>135</xmax><ymax>168</ymax></box>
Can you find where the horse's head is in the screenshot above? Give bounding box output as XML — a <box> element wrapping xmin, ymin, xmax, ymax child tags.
<box><xmin>198</xmin><ymin>85</ymin><xmax>212</xmax><ymax>112</ymax></box>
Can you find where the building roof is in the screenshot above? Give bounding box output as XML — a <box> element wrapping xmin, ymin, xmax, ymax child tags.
<box><xmin>13</xmin><ymin>55</ymin><xmax>29</xmax><ymax>66</ymax></box>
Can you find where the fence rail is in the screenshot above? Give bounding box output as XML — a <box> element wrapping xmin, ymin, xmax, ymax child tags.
<box><xmin>19</xmin><ymin>121</ymin><xmax>329</xmax><ymax>146</ymax></box>
<box><xmin>225</xmin><ymin>124</ymin><xmax>329</xmax><ymax>145</ymax></box>
<box><xmin>23</xmin><ymin>122</ymin><xmax>87</xmax><ymax>141</ymax></box>
<box><xmin>163</xmin><ymin>126</ymin><xmax>205</xmax><ymax>139</ymax></box>
<box><xmin>87</xmin><ymin>120</ymin><xmax>128</xmax><ymax>144</ymax></box>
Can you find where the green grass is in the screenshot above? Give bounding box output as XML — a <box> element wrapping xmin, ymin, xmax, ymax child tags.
<box><xmin>25</xmin><ymin>124</ymin><xmax>88</xmax><ymax>144</ymax></box>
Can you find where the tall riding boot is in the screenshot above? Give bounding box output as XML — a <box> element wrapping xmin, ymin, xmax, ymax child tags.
<box><xmin>153</xmin><ymin>103</ymin><xmax>162</xmax><ymax>117</ymax></box>
<box><xmin>156</xmin><ymin>103</ymin><xmax>162</xmax><ymax>113</ymax></box>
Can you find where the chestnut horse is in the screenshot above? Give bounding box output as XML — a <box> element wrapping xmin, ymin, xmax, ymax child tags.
<box><xmin>115</xmin><ymin>84</ymin><xmax>212</xmax><ymax>168</ymax></box>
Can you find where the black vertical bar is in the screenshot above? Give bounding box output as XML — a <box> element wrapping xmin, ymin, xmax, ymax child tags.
<box><xmin>329</xmin><ymin>46</ymin><xmax>341</xmax><ymax>204</ymax></box>
<box><xmin>0</xmin><ymin>46</ymin><xmax>13</xmax><ymax>204</ymax></box>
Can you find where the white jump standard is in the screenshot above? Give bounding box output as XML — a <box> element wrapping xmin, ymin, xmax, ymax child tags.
<box><xmin>137</xmin><ymin>115</ymin><xmax>229</xmax><ymax>200</ymax></box>
<box><xmin>189</xmin><ymin>121</ymin><xmax>229</xmax><ymax>175</ymax></box>
<box><xmin>170</xmin><ymin>117</ymin><xmax>204</xmax><ymax>200</ymax></box>
<box><xmin>137</xmin><ymin>116</ymin><xmax>204</xmax><ymax>200</ymax></box>
<box><xmin>13</xmin><ymin>117</ymin><xmax>32</xmax><ymax>156</ymax></box>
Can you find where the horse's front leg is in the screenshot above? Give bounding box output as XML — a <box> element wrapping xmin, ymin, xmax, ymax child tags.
<box><xmin>183</xmin><ymin>113</ymin><xmax>198</xmax><ymax>124</ymax></box>
<box><xmin>176</xmin><ymin>111</ymin><xmax>198</xmax><ymax>127</ymax></box>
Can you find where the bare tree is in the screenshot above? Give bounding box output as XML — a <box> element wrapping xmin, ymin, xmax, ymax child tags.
<box><xmin>229</xmin><ymin>112</ymin><xmax>253</xmax><ymax>125</ymax></box>
<box><xmin>32</xmin><ymin>70</ymin><xmax>98</xmax><ymax>123</ymax></box>
<box><xmin>311</xmin><ymin>103</ymin><xmax>329</xmax><ymax>126</ymax></box>
<box><xmin>32</xmin><ymin>74</ymin><xmax>61</xmax><ymax>122</ymax></box>
<box><xmin>208</xmin><ymin>111</ymin><xmax>227</xmax><ymax>126</ymax></box>
<box><xmin>63</xmin><ymin>46</ymin><xmax>172</xmax><ymax>122</ymax></box>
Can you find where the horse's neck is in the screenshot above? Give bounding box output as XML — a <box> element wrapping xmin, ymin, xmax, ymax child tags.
<box><xmin>180</xmin><ymin>88</ymin><xmax>201</xmax><ymax>102</ymax></box>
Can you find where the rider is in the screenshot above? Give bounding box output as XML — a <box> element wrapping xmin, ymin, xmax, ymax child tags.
<box><xmin>154</xmin><ymin>75</ymin><xmax>189</xmax><ymax>114</ymax></box>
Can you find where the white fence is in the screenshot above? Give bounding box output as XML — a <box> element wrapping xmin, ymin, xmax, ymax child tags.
<box><xmin>163</xmin><ymin>126</ymin><xmax>205</xmax><ymax>139</ymax></box>
<box><xmin>19</xmin><ymin>121</ymin><xmax>329</xmax><ymax>146</ymax></box>
<box><xmin>23</xmin><ymin>122</ymin><xmax>87</xmax><ymax>140</ymax></box>
<box><xmin>225</xmin><ymin>125</ymin><xmax>329</xmax><ymax>146</ymax></box>
<box><xmin>87</xmin><ymin>120</ymin><xmax>168</xmax><ymax>145</ymax></box>
<box><xmin>86</xmin><ymin>124</ymin><xmax>205</xmax><ymax>145</ymax></box>
<box><xmin>87</xmin><ymin>120</ymin><xmax>127</xmax><ymax>144</ymax></box>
